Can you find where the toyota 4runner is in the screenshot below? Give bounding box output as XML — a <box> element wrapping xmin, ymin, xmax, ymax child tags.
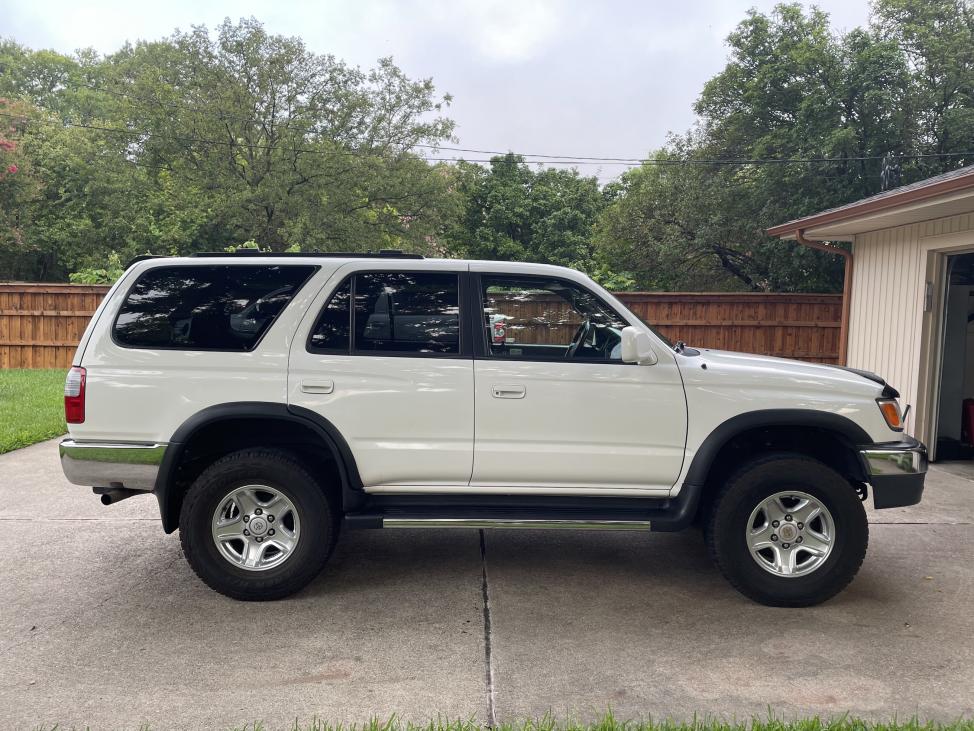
<box><xmin>59</xmin><ymin>252</ymin><xmax>927</xmax><ymax>606</ymax></box>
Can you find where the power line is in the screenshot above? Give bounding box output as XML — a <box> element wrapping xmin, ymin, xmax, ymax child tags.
<box><xmin>32</xmin><ymin>81</ymin><xmax>974</xmax><ymax>165</ymax></box>
<box><xmin>3</xmin><ymin>111</ymin><xmax>973</xmax><ymax>169</ymax></box>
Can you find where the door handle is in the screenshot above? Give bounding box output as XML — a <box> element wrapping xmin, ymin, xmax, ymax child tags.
<box><xmin>301</xmin><ymin>379</ymin><xmax>334</xmax><ymax>394</ymax></box>
<box><xmin>491</xmin><ymin>384</ymin><xmax>526</xmax><ymax>399</ymax></box>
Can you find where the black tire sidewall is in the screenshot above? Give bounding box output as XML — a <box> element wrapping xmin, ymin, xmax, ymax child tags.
<box><xmin>709</xmin><ymin>455</ymin><xmax>868</xmax><ymax>607</ymax></box>
<box><xmin>180</xmin><ymin>450</ymin><xmax>334</xmax><ymax>600</ymax></box>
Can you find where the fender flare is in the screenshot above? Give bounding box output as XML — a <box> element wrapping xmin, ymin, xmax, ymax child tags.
<box><xmin>682</xmin><ymin>408</ymin><xmax>873</xmax><ymax>488</ymax></box>
<box><xmin>154</xmin><ymin>401</ymin><xmax>362</xmax><ymax>533</ymax></box>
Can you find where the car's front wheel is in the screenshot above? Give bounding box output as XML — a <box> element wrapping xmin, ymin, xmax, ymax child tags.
<box><xmin>705</xmin><ymin>453</ymin><xmax>868</xmax><ymax>607</ymax></box>
<box><xmin>179</xmin><ymin>448</ymin><xmax>337</xmax><ymax>601</ymax></box>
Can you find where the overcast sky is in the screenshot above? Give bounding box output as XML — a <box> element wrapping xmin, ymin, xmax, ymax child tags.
<box><xmin>3</xmin><ymin>0</ymin><xmax>872</xmax><ymax>180</ymax></box>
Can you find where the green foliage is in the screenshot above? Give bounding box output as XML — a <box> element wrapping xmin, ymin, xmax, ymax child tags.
<box><xmin>0</xmin><ymin>369</ymin><xmax>66</xmax><ymax>454</ymax></box>
<box><xmin>593</xmin><ymin>0</ymin><xmax>974</xmax><ymax>292</ymax></box>
<box><xmin>68</xmin><ymin>251</ymin><xmax>125</xmax><ymax>284</ymax></box>
<box><xmin>445</xmin><ymin>153</ymin><xmax>610</xmax><ymax>280</ymax></box>
<box><xmin>2</xmin><ymin>5</ymin><xmax>974</xmax><ymax>292</ymax></box>
<box><xmin>0</xmin><ymin>19</ymin><xmax>455</xmax><ymax>279</ymax></box>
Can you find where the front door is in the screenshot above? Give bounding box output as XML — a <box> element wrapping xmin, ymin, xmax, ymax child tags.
<box><xmin>288</xmin><ymin>264</ymin><xmax>473</xmax><ymax>487</ymax></box>
<box><xmin>470</xmin><ymin>270</ymin><xmax>687</xmax><ymax>493</ymax></box>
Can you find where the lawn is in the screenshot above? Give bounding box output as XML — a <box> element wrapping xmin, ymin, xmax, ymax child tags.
<box><xmin>0</xmin><ymin>369</ymin><xmax>66</xmax><ymax>454</ymax></box>
<box><xmin>223</xmin><ymin>717</ymin><xmax>974</xmax><ymax>731</ymax></box>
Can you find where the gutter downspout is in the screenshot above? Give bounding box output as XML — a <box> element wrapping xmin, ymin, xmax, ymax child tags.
<box><xmin>796</xmin><ymin>229</ymin><xmax>852</xmax><ymax>366</ymax></box>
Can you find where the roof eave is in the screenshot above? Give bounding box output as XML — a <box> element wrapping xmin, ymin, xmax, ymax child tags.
<box><xmin>767</xmin><ymin>172</ymin><xmax>974</xmax><ymax>239</ymax></box>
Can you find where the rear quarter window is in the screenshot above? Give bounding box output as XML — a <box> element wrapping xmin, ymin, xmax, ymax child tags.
<box><xmin>113</xmin><ymin>264</ymin><xmax>317</xmax><ymax>351</ymax></box>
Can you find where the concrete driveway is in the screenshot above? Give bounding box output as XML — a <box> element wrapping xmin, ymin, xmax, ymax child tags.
<box><xmin>1</xmin><ymin>439</ymin><xmax>972</xmax><ymax>730</ymax></box>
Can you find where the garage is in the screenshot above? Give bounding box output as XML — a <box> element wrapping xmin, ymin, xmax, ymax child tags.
<box><xmin>769</xmin><ymin>164</ymin><xmax>974</xmax><ymax>462</ymax></box>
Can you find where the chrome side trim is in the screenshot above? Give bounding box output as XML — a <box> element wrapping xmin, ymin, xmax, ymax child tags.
<box><xmin>860</xmin><ymin>443</ymin><xmax>928</xmax><ymax>477</ymax></box>
<box><xmin>382</xmin><ymin>518</ymin><xmax>652</xmax><ymax>530</ymax></box>
<box><xmin>59</xmin><ymin>439</ymin><xmax>167</xmax><ymax>491</ymax></box>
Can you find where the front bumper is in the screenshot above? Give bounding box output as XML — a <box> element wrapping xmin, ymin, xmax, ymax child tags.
<box><xmin>59</xmin><ymin>439</ymin><xmax>167</xmax><ymax>492</ymax></box>
<box><xmin>859</xmin><ymin>436</ymin><xmax>927</xmax><ymax>509</ymax></box>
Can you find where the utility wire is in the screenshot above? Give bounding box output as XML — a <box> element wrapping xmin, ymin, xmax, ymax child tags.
<box><xmin>20</xmin><ymin>81</ymin><xmax>974</xmax><ymax>165</ymax></box>
<box><xmin>2</xmin><ymin>110</ymin><xmax>973</xmax><ymax>168</ymax></box>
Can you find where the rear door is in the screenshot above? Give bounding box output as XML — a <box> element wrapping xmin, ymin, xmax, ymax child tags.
<box><xmin>288</xmin><ymin>262</ymin><xmax>474</xmax><ymax>487</ymax></box>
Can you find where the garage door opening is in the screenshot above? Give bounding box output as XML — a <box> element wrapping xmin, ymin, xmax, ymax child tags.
<box><xmin>935</xmin><ymin>252</ymin><xmax>974</xmax><ymax>461</ymax></box>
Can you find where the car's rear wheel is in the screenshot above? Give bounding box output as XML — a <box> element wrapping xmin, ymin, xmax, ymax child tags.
<box><xmin>705</xmin><ymin>453</ymin><xmax>868</xmax><ymax>607</ymax></box>
<box><xmin>179</xmin><ymin>448</ymin><xmax>337</xmax><ymax>601</ymax></box>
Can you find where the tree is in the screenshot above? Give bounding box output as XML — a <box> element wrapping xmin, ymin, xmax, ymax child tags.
<box><xmin>101</xmin><ymin>19</ymin><xmax>455</xmax><ymax>253</ymax></box>
<box><xmin>594</xmin><ymin>2</ymin><xmax>969</xmax><ymax>292</ymax></box>
<box><xmin>873</xmin><ymin>0</ymin><xmax>974</xmax><ymax>174</ymax></box>
<box><xmin>445</xmin><ymin>153</ymin><xmax>622</xmax><ymax>283</ymax></box>
<box><xmin>0</xmin><ymin>19</ymin><xmax>457</xmax><ymax>279</ymax></box>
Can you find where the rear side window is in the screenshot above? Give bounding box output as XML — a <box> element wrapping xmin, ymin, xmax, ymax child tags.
<box><xmin>114</xmin><ymin>265</ymin><xmax>317</xmax><ymax>351</ymax></box>
<box><xmin>308</xmin><ymin>271</ymin><xmax>460</xmax><ymax>355</ymax></box>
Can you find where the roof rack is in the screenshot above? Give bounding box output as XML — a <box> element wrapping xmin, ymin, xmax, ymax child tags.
<box><xmin>125</xmin><ymin>254</ymin><xmax>169</xmax><ymax>269</ymax></box>
<box><xmin>188</xmin><ymin>249</ymin><xmax>425</xmax><ymax>260</ymax></box>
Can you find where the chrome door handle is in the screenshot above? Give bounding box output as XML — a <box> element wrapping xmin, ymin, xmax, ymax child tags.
<box><xmin>491</xmin><ymin>384</ymin><xmax>526</xmax><ymax>399</ymax></box>
<box><xmin>301</xmin><ymin>380</ymin><xmax>334</xmax><ymax>394</ymax></box>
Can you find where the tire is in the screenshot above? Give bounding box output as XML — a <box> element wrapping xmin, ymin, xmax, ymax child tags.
<box><xmin>179</xmin><ymin>448</ymin><xmax>337</xmax><ymax>601</ymax></box>
<box><xmin>705</xmin><ymin>453</ymin><xmax>868</xmax><ymax>607</ymax></box>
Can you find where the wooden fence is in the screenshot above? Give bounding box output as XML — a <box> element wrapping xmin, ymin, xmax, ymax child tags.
<box><xmin>0</xmin><ymin>284</ymin><xmax>842</xmax><ymax>369</ymax></box>
<box><xmin>0</xmin><ymin>284</ymin><xmax>111</xmax><ymax>369</ymax></box>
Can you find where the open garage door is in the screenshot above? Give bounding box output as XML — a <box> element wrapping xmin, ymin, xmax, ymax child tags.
<box><xmin>935</xmin><ymin>252</ymin><xmax>974</xmax><ymax>461</ymax></box>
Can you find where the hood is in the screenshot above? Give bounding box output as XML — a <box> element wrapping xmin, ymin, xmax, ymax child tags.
<box><xmin>680</xmin><ymin>348</ymin><xmax>889</xmax><ymax>398</ymax></box>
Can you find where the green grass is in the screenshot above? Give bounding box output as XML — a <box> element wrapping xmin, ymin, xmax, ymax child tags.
<box><xmin>0</xmin><ymin>369</ymin><xmax>67</xmax><ymax>454</ymax></box>
<box><xmin>216</xmin><ymin>715</ymin><xmax>973</xmax><ymax>731</ymax></box>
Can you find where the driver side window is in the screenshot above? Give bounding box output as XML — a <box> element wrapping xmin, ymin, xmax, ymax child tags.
<box><xmin>480</xmin><ymin>275</ymin><xmax>628</xmax><ymax>361</ymax></box>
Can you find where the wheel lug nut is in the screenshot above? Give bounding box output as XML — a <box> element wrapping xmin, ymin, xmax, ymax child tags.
<box><xmin>255</xmin><ymin>536</ymin><xmax>263</xmax><ymax>543</ymax></box>
<box><xmin>771</xmin><ymin>534</ymin><xmax>778</xmax><ymax>541</ymax></box>
<box><xmin>782</xmin><ymin>542</ymin><xmax>790</xmax><ymax>549</ymax></box>
<box><xmin>796</xmin><ymin>536</ymin><xmax>803</xmax><ymax>543</ymax></box>
<box><xmin>243</xmin><ymin>529</ymin><xmax>250</xmax><ymax>536</ymax></box>
<box><xmin>785</xmin><ymin>514</ymin><xmax>792</xmax><ymax>522</ymax></box>
<box><xmin>797</xmin><ymin>522</ymin><xmax>804</xmax><ymax>530</ymax></box>
<box><xmin>772</xmin><ymin>520</ymin><xmax>780</xmax><ymax>528</ymax></box>
<box><xmin>268</xmin><ymin>529</ymin><xmax>275</xmax><ymax>536</ymax></box>
<box><xmin>267</xmin><ymin>515</ymin><xmax>275</xmax><ymax>522</ymax></box>
<box><xmin>243</xmin><ymin>515</ymin><xmax>250</xmax><ymax>523</ymax></box>
<box><xmin>254</xmin><ymin>508</ymin><xmax>263</xmax><ymax>515</ymax></box>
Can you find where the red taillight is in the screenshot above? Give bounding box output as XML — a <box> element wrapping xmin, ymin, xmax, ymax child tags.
<box><xmin>64</xmin><ymin>366</ymin><xmax>86</xmax><ymax>424</ymax></box>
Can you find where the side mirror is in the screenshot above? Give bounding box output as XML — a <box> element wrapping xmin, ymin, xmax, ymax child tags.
<box><xmin>620</xmin><ymin>326</ymin><xmax>658</xmax><ymax>365</ymax></box>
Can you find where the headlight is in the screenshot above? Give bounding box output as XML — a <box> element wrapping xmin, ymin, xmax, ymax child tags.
<box><xmin>877</xmin><ymin>398</ymin><xmax>904</xmax><ymax>431</ymax></box>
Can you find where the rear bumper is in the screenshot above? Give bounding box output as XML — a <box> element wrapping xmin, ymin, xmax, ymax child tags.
<box><xmin>59</xmin><ymin>439</ymin><xmax>167</xmax><ymax>492</ymax></box>
<box><xmin>859</xmin><ymin>437</ymin><xmax>927</xmax><ymax>509</ymax></box>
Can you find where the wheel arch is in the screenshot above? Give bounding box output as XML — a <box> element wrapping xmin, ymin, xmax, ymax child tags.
<box><xmin>154</xmin><ymin>402</ymin><xmax>363</xmax><ymax>533</ymax></box>
<box><xmin>683</xmin><ymin>409</ymin><xmax>872</xmax><ymax>522</ymax></box>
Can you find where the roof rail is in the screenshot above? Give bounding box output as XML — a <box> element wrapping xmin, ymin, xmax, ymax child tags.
<box><xmin>188</xmin><ymin>249</ymin><xmax>425</xmax><ymax>260</ymax></box>
<box><xmin>125</xmin><ymin>254</ymin><xmax>169</xmax><ymax>269</ymax></box>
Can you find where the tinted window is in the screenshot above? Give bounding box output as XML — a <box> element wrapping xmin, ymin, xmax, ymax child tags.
<box><xmin>353</xmin><ymin>272</ymin><xmax>460</xmax><ymax>354</ymax></box>
<box><xmin>309</xmin><ymin>279</ymin><xmax>352</xmax><ymax>351</ymax></box>
<box><xmin>481</xmin><ymin>275</ymin><xmax>627</xmax><ymax>361</ymax></box>
<box><xmin>114</xmin><ymin>265</ymin><xmax>316</xmax><ymax>351</ymax></box>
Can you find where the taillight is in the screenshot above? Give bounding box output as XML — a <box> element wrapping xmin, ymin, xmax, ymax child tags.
<box><xmin>64</xmin><ymin>366</ymin><xmax>86</xmax><ymax>424</ymax></box>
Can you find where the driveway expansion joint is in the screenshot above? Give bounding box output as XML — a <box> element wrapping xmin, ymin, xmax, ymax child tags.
<box><xmin>479</xmin><ymin>529</ymin><xmax>497</xmax><ymax>728</ymax></box>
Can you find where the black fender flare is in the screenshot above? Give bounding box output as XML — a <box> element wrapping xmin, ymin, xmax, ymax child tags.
<box><xmin>154</xmin><ymin>401</ymin><xmax>362</xmax><ymax>533</ymax></box>
<box><xmin>682</xmin><ymin>408</ymin><xmax>873</xmax><ymax>489</ymax></box>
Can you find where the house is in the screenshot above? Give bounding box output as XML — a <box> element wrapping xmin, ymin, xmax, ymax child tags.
<box><xmin>768</xmin><ymin>164</ymin><xmax>974</xmax><ymax>461</ymax></box>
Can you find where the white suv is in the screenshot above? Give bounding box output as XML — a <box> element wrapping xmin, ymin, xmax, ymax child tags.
<box><xmin>59</xmin><ymin>252</ymin><xmax>927</xmax><ymax>606</ymax></box>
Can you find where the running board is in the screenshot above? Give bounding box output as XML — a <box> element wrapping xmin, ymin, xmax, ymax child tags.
<box><xmin>343</xmin><ymin>487</ymin><xmax>704</xmax><ymax>532</ymax></box>
<box><xmin>381</xmin><ymin>517</ymin><xmax>652</xmax><ymax>530</ymax></box>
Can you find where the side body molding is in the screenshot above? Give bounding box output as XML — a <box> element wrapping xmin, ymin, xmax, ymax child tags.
<box><xmin>681</xmin><ymin>408</ymin><xmax>873</xmax><ymax>488</ymax></box>
<box><xmin>154</xmin><ymin>401</ymin><xmax>363</xmax><ymax>533</ymax></box>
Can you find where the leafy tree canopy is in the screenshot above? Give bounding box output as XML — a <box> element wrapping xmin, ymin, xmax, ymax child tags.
<box><xmin>594</xmin><ymin>0</ymin><xmax>974</xmax><ymax>291</ymax></box>
<box><xmin>0</xmin><ymin>19</ymin><xmax>455</xmax><ymax>279</ymax></box>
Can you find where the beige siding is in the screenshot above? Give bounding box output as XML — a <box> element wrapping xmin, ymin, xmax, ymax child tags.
<box><xmin>848</xmin><ymin>212</ymin><xmax>974</xmax><ymax>440</ymax></box>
